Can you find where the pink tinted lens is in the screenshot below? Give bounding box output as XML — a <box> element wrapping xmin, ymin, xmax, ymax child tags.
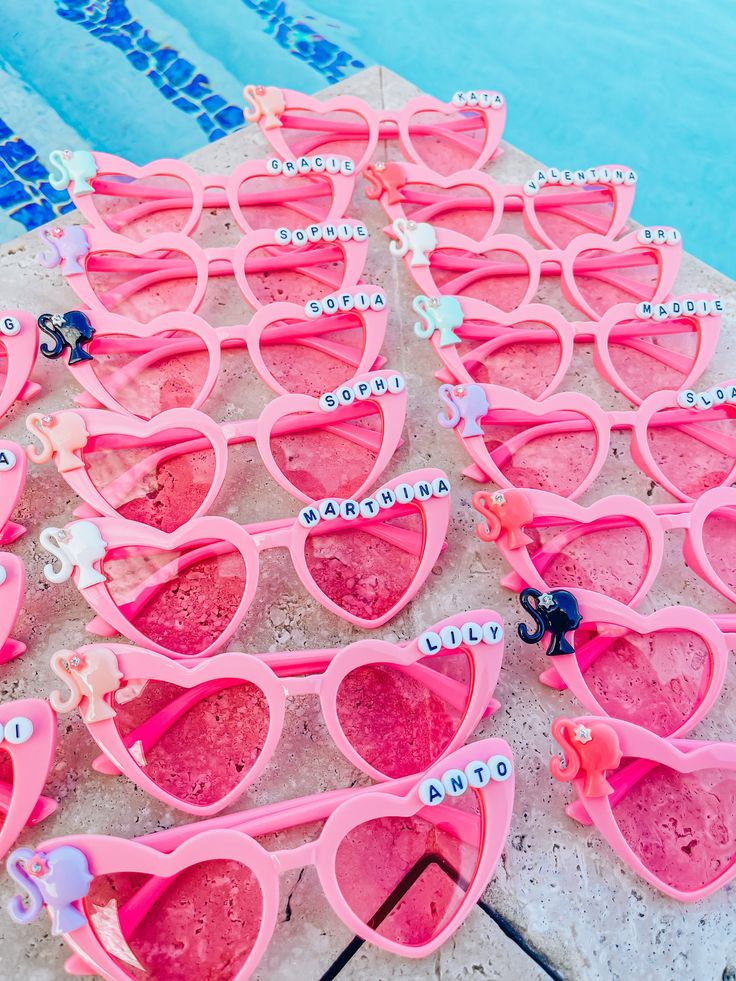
<box><xmin>399</xmin><ymin>181</ymin><xmax>495</xmax><ymax>242</ymax></box>
<box><xmin>647</xmin><ymin>408</ymin><xmax>736</xmax><ymax>499</ymax></box>
<box><xmin>86</xmin><ymin>172</ymin><xmax>193</xmax><ymax>239</ymax></box>
<box><xmin>533</xmin><ymin>182</ymin><xmax>617</xmax><ymax>247</ymax></box>
<box><xmin>430</xmin><ymin>248</ymin><xmax>530</xmax><ymax>312</ymax></box>
<box><xmin>243</xmin><ymin>241</ymin><xmax>349</xmax><ymax>307</ymax></box>
<box><xmin>86</xmin><ymin>859</ymin><xmax>263</xmax><ymax>978</ymax></box>
<box><xmin>701</xmin><ymin>505</ymin><xmax>736</xmax><ymax>599</ymax></box>
<box><xmin>259</xmin><ymin>312</ymin><xmax>369</xmax><ymax>396</ymax></box>
<box><xmin>82</xmin><ymin>428</ymin><xmax>217</xmax><ymax>532</ymax></box>
<box><xmin>526</xmin><ymin>516</ymin><xmax>650</xmax><ymax>603</ymax></box>
<box><xmin>573</xmin><ymin>247</ymin><xmax>661</xmax><ymax>316</ymax></box>
<box><xmin>335</xmin><ymin>792</ymin><xmax>482</xmax><ymax>945</ymax></box>
<box><xmin>613</xmin><ymin>763</ymin><xmax>736</xmax><ymax>892</ymax></box>
<box><xmin>458</xmin><ymin>320</ymin><xmax>564</xmax><ymax>398</ymax></box>
<box><xmin>336</xmin><ymin>649</ymin><xmax>471</xmax><ymax>777</ymax></box>
<box><xmin>574</xmin><ymin>625</ymin><xmax>712</xmax><ymax>735</ymax></box>
<box><xmin>279</xmin><ymin>108</ymin><xmax>371</xmax><ymax>164</ymax></box>
<box><xmin>86</xmin><ymin>331</ymin><xmax>212</xmax><ymax>417</ymax></box>
<box><xmin>86</xmin><ymin>248</ymin><xmax>198</xmax><ymax>322</ymax></box>
<box><xmin>103</xmin><ymin>543</ymin><xmax>246</xmax><ymax>656</ymax></box>
<box><xmin>234</xmin><ymin>172</ymin><xmax>336</xmax><ymax>231</ymax></box>
<box><xmin>606</xmin><ymin>317</ymin><xmax>700</xmax><ymax>401</ymax></box>
<box><xmin>304</xmin><ymin>507</ymin><xmax>424</xmax><ymax>621</ymax></box>
<box><xmin>111</xmin><ymin>678</ymin><xmax>269</xmax><ymax>806</ymax></box>
<box><xmin>481</xmin><ymin>408</ymin><xmax>598</xmax><ymax>497</ymax></box>
<box><xmin>407</xmin><ymin>108</ymin><xmax>489</xmax><ymax>174</ymax></box>
<box><xmin>269</xmin><ymin>400</ymin><xmax>384</xmax><ymax>500</ymax></box>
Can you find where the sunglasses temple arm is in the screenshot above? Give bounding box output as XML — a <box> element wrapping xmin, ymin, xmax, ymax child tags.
<box><xmin>711</xmin><ymin>618</ymin><xmax>736</xmax><ymax>646</ymax></box>
<box><xmin>539</xmin><ymin>630</ymin><xmax>626</xmax><ymax>690</ymax></box>
<box><xmin>565</xmin><ymin>757</ymin><xmax>659</xmax><ymax>825</ymax></box>
<box><xmin>0</xmin><ymin>779</ymin><xmax>56</xmax><ymax>825</ymax></box>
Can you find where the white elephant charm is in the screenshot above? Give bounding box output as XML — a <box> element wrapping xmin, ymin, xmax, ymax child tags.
<box><xmin>49</xmin><ymin>647</ymin><xmax>122</xmax><ymax>723</ymax></box>
<box><xmin>40</xmin><ymin>521</ymin><xmax>108</xmax><ymax>589</ymax></box>
<box><xmin>48</xmin><ymin>149</ymin><xmax>97</xmax><ymax>195</ymax></box>
<box><xmin>438</xmin><ymin>383</ymin><xmax>489</xmax><ymax>437</ymax></box>
<box><xmin>390</xmin><ymin>218</ymin><xmax>437</xmax><ymax>267</ymax></box>
<box><xmin>413</xmin><ymin>295</ymin><xmax>464</xmax><ymax>346</ymax></box>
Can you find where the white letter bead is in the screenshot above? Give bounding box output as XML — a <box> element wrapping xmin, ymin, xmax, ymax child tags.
<box><xmin>354</xmin><ymin>292</ymin><xmax>371</xmax><ymax>310</ymax></box>
<box><xmin>266</xmin><ymin>158</ymin><xmax>283</xmax><ymax>174</ymax></box>
<box><xmin>282</xmin><ymin>161</ymin><xmax>297</xmax><ymax>176</ymax></box>
<box><xmin>359</xmin><ymin>497</ymin><xmax>379</xmax><ymax>518</ymax></box>
<box><xmin>325</xmin><ymin>156</ymin><xmax>341</xmax><ymax>174</ymax></box>
<box><xmin>387</xmin><ymin>374</ymin><xmax>405</xmax><ymax>393</ymax></box>
<box><xmin>696</xmin><ymin>391</ymin><xmax>714</xmax><ymax>410</ymax></box>
<box><xmin>307</xmin><ymin>224</ymin><xmax>323</xmax><ymax>242</ymax></box>
<box><xmin>0</xmin><ymin>448</ymin><xmax>16</xmax><ymax>471</ymax></box>
<box><xmin>298</xmin><ymin>505</ymin><xmax>320</xmax><ymax>528</ymax></box>
<box><xmin>419</xmin><ymin>778</ymin><xmax>446</xmax><ymax>806</ymax></box>
<box><xmin>560</xmin><ymin>170</ymin><xmax>573</xmax><ymax>186</ymax></box>
<box><xmin>547</xmin><ymin>168</ymin><xmax>560</xmax><ymax>183</ymax></box>
<box><xmin>0</xmin><ymin>315</ymin><xmax>21</xmax><ymax>336</ymax></box>
<box><xmin>461</xmin><ymin>621</ymin><xmax>483</xmax><ymax>645</ymax></box>
<box><xmin>319</xmin><ymin>392</ymin><xmax>339</xmax><ymax>412</ymax></box>
<box><xmin>319</xmin><ymin>499</ymin><xmax>340</xmax><ymax>520</ymax></box>
<box><xmin>418</xmin><ymin>630</ymin><xmax>442</xmax><ymax>656</ymax></box>
<box><xmin>431</xmin><ymin>476</ymin><xmax>451</xmax><ymax>497</ymax></box>
<box><xmin>465</xmin><ymin>760</ymin><xmax>491</xmax><ymax>788</ymax></box>
<box><xmin>370</xmin><ymin>377</ymin><xmax>388</xmax><ymax>395</ymax></box>
<box><xmin>353</xmin><ymin>381</ymin><xmax>372</xmax><ymax>400</ymax></box>
<box><xmin>304</xmin><ymin>299</ymin><xmax>323</xmax><ymax>319</ymax></box>
<box><xmin>713</xmin><ymin>299</ymin><xmax>724</xmax><ymax>314</ymax></box>
<box><xmin>712</xmin><ymin>387</ymin><xmax>727</xmax><ymax>405</ymax></box>
<box><xmin>312</xmin><ymin>156</ymin><xmax>326</xmax><ymax>172</ymax></box>
<box><xmin>667</xmin><ymin>228</ymin><xmax>681</xmax><ymax>244</ymax></box>
<box><xmin>394</xmin><ymin>482</ymin><xmax>415</xmax><ymax>504</ymax></box>
<box><xmin>292</xmin><ymin>228</ymin><xmax>308</xmax><ymax>246</ymax></box>
<box><xmin>337</xmin><ymin>293</ymin><xmax>354</xmax><ymax>311</ymax></box>
<box><xmin>442</xmin><ymin>768</ymin><xmax>468</xmax><ymax>797</ymax></box>
<box><xmin>354</xmin><ymin>224</ymin><xmax>369</xmax><ymax>240</ymax></box>
<box><xmin>414</xmin><ymin>481</ymin><xmax>433</xmax><ymax>501</ymax></box>
<box><xmin>336</xmin><ymin>385</ymin><xmax>355</xmax><ymax>406</ymax></box>
<box><xmin>482</xmin><ymin>620</ymin><xmax>504</xmax><ymax>643</ymax></box>
<box><xmin>695</xmin><ymin>299</ymin><xmax>711</xmax><ymax>316</ymax></box>
<box><xmin>322</xmin><ymin>296</ymin><xmax>339</xmax><ymax>315</ymax></box>
<box><xmin>340</xmin><ymin>159</ymin><xmax>354</xmax><ymax>174</ymax></box>
<box><xmin>0</xmin><ymin>564</ymin><xmax>6</xmax><ymax>586</ymax></box>
<box><xmin>322</xmin><ymin>224</ymin><xmax>338</xmax><ymax>242</ymax></box>
<box><xmin>635</xmin><ymin>302</ymin><xmax>653</xmax><ymax>319</ymax></box>
<box><xmin>376</xmin><ymin>488</ymin><xmax>397</xmax><ymax>509</ymax></box>
<box><xmin>4</xmin><ymin>716</ymin><xmax>33</xmax><ymax>744</ymax></box>
<box><xmin>337</xmin><ymin>223</ymin><xmax>353</xmax><ymax>241</ymax></box>
<box><xmin>653</xmin><ymin>304</ymin><xmax>669</xmax><ymax>321</ymax></box>
<box><xmin>677</xmin><ymin>390</ymin><xmax>696</xmax><ymax>408</ymax></box>
<box><xmin>440</xmin><ymin>624</ymin><xmax>463</xmax><ymax>649</ymax></box>
<box><xmin>298</xmin><ymin>157</ymin><xmax>312</xmax><ymax>173</ymax></box>
<box><xmin>275</xmin><ymin>227</ymin><xmax>291</xmax><ymax>244</ymax></box>
<box><xmin>370</xmin><ymin>292</ymin><xmax>386</xmax><ymax>310</ymax></box>
<box><xmin>523</xmin><ymin>180</ymin><xmax>538</xmax><ymax>196</ymax></box>
<box><xmin>340</xmin><ymin>500</ymin><xmax>360</xmax><ymax>520</ymax></box>
<box><xmin>488</xmin><ymin>754</ymin><xmax>512</xmax><ymax>781</ymax></box>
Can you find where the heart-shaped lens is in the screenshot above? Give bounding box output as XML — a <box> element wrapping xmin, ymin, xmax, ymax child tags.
<box><xmin>647</xmin><ymin>408</ymin><xmax>736</xmax><ymax>500</ymax></box>
<box><xmin>573</xmin><ymin>247</ymin><xmax>661</xmax><ymax>317</ymax></box>
<box><xmin>456</xmin><ymin>319</ymin><xmax>564</xmax><ymax>398</ymax></box>
<box><xmin>398</xmin><ymin>180</ymin><xmax>495</xmax><ymax>242</ymax></box>
<box><xmin>606</xmin><ymin>316</ymin><xmax>700</xmax><ymax>402</ymax></box>
<box><xmin>86</xmin><ymin>248</ymin><xmax>198</xmax><ymax>322</ymax></box>
<box><xmin>532</xmin><ymin>182</ymin><xmax>617</xmax><ymax>248</ymax></box>
<box><xmin>84</xmin><ymin>172</ymin><xmax>194</xmax><ymax>240</ymax></box>
<box><xmin>233</xmin><ymin>172</ymin><xmax>337</xmax><ymax>233</ymax></box>
<box><xmin>407</xmin><ymin>107</ymin><xmax>490</xmax><ymax>174</ymax></box>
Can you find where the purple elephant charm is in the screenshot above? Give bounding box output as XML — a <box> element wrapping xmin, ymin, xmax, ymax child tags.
<box><xmin>7</xmin><ymin>845</ymin><xmax>92</xmax><ymax>935</ymax></box>
<box><xmin>36</xmin><ymin>226</ymin><xmax>89</xmax><ymax>275</ymax></box>
<box><xmin>437</xmin><ymin>383</ymin><xmax>489</xmax><ymax>437</ymax></box>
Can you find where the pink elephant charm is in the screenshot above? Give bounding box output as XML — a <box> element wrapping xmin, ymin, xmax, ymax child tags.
<box><xmin>36</xmin><ymin>226</ymin><xmax>89</xmax><ymax>275</ymax></box>
<box><xmin>437</xmin><ymin>383</ymin><xmax>489</xmax><ymax>437</ymax></box>
<box><xmin>243</xmin><ymin>84</ymin><xmax>285</xmax><ymax>128</ymax></box>
<box><xmin>473</xmin><ymin>488</ymin><xmax>534</xmax><ymax>549</ymax></box>
<box><xmin>26</xmin><ymin>412</ymin><xmax>88</xmax><ymax>473</ymax></box>
<box><xmin>364</xmin><ymin>162</ymin><xmax>406</xmax><ymax>203</ymax></box>
<box><xmin>550</xmin><ymin>717</ymin><xmax>622</xmax><ymax>798</ymax></box>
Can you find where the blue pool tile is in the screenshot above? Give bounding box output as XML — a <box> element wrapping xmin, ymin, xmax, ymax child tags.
<box><xmin>12</xmin><ymin>201</ymin><xmax>55</xmax><ymax>228</ymax></box>
<box><xmin>0</xmin><ymin>181</ymin><xmax>31</xmax><ymax>207</ymax></box>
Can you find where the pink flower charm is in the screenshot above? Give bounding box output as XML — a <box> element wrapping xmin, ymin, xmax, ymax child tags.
<box><xmin>26</xmin><ymin>853</ymin><xmax>49</xmax><ymax>878</ymax></box>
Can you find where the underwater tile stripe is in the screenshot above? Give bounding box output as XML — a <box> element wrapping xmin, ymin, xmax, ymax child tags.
<box><xmin>242</xmin><ymin>0</ymin><xmax>367</xmax><ymax>84</ymax></box>
<box><xmin>0</xmin><ymin>118</ymin><xmax>75</xmax><ymax>232</ymax></box>
<box><xmin>54</xmin><ymin>0</ymin><xmax>245</xmax><ymax>143</ymax></box>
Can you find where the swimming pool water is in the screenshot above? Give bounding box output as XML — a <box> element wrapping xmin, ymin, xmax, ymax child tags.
<box><xmin>1</xmin><ymin>0</ymin><xmax>733</xmax><ymax>276</ymax></box>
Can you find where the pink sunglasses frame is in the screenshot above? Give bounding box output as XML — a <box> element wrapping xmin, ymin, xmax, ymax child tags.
<box><xmin>10</xmin><ymin>735</ymin><xmax>514</xmax><ymax>976</ymax></box>
<box><xmin>63</xmin><ymin>300</ymin><xmax>387</xmax><ymax>417</ymax></box>
<box><xmin>473</xmin><ymin>485</ymin><xmax>736</xmax><ymax>607</ymax></box>
<box><xmin>57</xmin><ymin>222</ymin><xmax>370</xmax><ymax>321</ymax></box>
<box><xmin>367</xmin><ymin>161</ymin><xmax>637</xmax><ymax>250</ymax></box>
<box><xmin>63</xmin><ymin>150</ymin><xmax>356</xmax><ymax>238</ymax></box>
<box><xmin>443</xmin><ymin>380</ymin><xmax>736</xmax><ymax>502</ymax></box>
<box><xmin>0</xmin><ymin>699</ymin><xmax>57</xmax><ymax>859</ymax></box>
<box><xmin>27</xmin><ymin>370</ymin><xmax>407</xmax><ymax>523</ymax></box>
<box><xmin>389</xmin><ymin>226</ymin><xmax>682</xmax><ymax>319</ymax></box>
<box><xmin>0</xmin><ymin>311</ymin><xmax>41</xmax><ymax>423</ymax></box>
<box><xmin>0</xmin><ymin>553</ymin><xmax>28</xmax><ymax>666</ymax></box>
<box><xmin>519</xmin><ymin>589</ymin><xmax>729</xmax><ymax>737</ymax></box>
<box><xmin>0</xmin><ymin>438</ymin><xmax>27</xmax><ymax>546</ymax></box>
<box><xmin>416</xmin><ymin>294</ymin><xmax>722</xmax><ymax>406</ymax></box>
<box><xmin>49</xmin><ymin>608</ymin><xmax>504</xmax><ymax>815</ymax></box>
<box><xmin>242</xmin><ymin>85</ymin><xmax>507</xmax><ymax>174</ymax></box>
<box><xmin>41</xmin><ymin>468</ymin><xmax>452</xmax><ymax>654</ymax></box>
<box><xmin>551</xmin><ymin>715</ymin><xmax>736</xmax><ymax>901</ymax></box>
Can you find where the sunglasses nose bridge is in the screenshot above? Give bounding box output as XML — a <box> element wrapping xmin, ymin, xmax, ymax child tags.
<box><xmin>272</xmin><ymin>839</ymin><xmax>318</xmax><ymax>874</ymax></box>
<box><xmin>282</xmin><ymin>674</ymin><xmax>322</xmax><ymax>697</ymax></box>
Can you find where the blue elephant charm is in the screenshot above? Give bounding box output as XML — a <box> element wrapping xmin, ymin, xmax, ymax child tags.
<box><xmin>437</xmin><ymin>383</ymin><xmax>489</xmax><ymax>437</ymax></box>
<box><xmin>413</xmin><ymin>295</ymin><xmax>464</xmax><ymax>346</ymax></box>
<box><xmin>48</xmin><ymin>149</ymin><xmax>97</xmax><ymax>195</ymax></box>
<box><xmin>38</xmin><ymin>311</ymin><xmax>95</xmax><ymax>365</ymax></box>
<box><xmin>517</xmin><ymin>587</ymin><xmax>582</xmax><ymax>656</ymax></box>
<box><xmin>36</xmin><ymin>226</ymin><xmax>89</xmax><ymax>275</ymax></box>
<box><xmin>7</xmin><ymin>845</ymin><xmax>92</xmax><ymax>935</ymax></box>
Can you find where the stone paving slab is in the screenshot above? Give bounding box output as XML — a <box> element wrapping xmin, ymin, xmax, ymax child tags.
<box><xmin>0</xmin><ymin>66</ymin><xmax>734</xmax><ymax>981</ymax></box>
